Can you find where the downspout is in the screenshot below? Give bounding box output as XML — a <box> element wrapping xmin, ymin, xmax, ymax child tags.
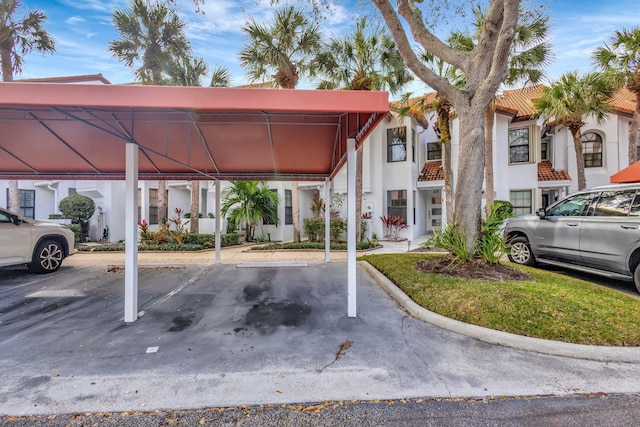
<box><xmin>47</xmin><ymin>182</ymin><xmax>59</xmax><ymax>214</ymax></box>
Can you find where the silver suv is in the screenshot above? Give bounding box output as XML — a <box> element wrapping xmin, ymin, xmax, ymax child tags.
<box><xmin>505</xmin><ymin>183</ymin><xmax>640</xmax><ymax>292</ymax></box>
<box><xmin>0</xmin><ymin>207</ymin><xmax>76</xmax><ymax>273</ymax></box>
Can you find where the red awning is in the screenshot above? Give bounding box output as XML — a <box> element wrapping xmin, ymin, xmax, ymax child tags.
<box><xmin>0</xmin><ymin>83</ymin><xmax>388</xmax><ymax>181</ymax></box>
<box><xmin>610</xmin><ymin>161</ymin><xmax>640</xmax><ymax>184</ymax></box>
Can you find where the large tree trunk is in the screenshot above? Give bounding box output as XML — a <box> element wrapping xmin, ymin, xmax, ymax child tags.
<box><xmin>374</xmin><ymin>0</ymin><xmax>519</xmax><ymax>256</ymax></box>
<box><xmin>158</xmin><ymin>180</ymin><xmax>167</xmax><ymax>224</ymax></box>
<box><xmin>443</xmin><ymin>142</ymin><xmax>454</xmax><ymax>223</ymax></box>
<box><xmin>629</xmin><ymin>91</ymin><xmax>640</xmax><ymax>166</ymax></box>
<box><xmin>355</xmin><ymin>147</ymin><xmax>363</xmax><ymax>242</ymax></box>
<box><xmin>453</xmin><ymin>107</ymin><xmax>486</xmax><ymax>253</ymax></box>
<box><xmin>484</xmin><ymin>106</ymin><xmax>495</xmax><ymax>215</ymax></box>
<box><xmin>8</xmin><ymin>180</ymin><xmax>19</xmax><ymax>214</ymax></box>
<box><xmin>437</xmin><ymin>96</ymin><xmax>454</xmax><ymax>223</ymax></box>
<box><xmin>189</xmin><ymin>180</ymin><xmax>199</xmax><ymax>233</ymax></box>
<box><xmin>571</xmin><ymin>128</ymin><xmax>587</xmax><ymax>190</ymax></box>
<box><xmin>291</xmin><ymin>182</ymin><xmax>300</xmax><ymax>242</ymax></box>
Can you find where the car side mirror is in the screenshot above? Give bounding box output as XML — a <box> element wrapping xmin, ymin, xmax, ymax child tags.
<box><xmin>536</xmin><ymin>208</ymin><xmax>546</xmax><ymax>219</ymax></box>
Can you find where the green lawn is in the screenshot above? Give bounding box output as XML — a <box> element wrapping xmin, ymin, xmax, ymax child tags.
<box><xmin>361</xmin><ymin>253</ymin><xmax>640</xmax><ymax>346</ymax></box>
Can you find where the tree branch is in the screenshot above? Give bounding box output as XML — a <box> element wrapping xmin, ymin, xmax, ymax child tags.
<box><xmin>477</xmin><ymin>0</ymin><xmax>520</xmax><ymax>106</ymax></box>
<box><xmin>396</xmin><ymin>0</ymin><xmax>468</xmax><ymax>70</ymax></box>
<box><xmin>372</xmin><ymin>0</ymin><xmax>465</xmax><ymax>105</ymax></box>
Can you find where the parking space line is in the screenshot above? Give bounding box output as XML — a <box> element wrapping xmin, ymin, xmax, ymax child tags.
<box><xmin>138</xmin><ymin>269</ymin><xmax>206</xmax><ymax>316</ymax></box>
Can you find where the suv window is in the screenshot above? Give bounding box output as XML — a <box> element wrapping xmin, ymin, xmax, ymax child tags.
<box><xmin>0</xmin><ymin>211</ymin><xmax>13</xmax><ymax>223</ymax></box>
<box><xmin>547</xmin><ymin>193</ymin><xmax>594</xmax><ymax>217</ymax></box>
<box><xmin>589</xmin><ymin>190</ymin><xmax>636</xmax><ymax>216</ymax></box>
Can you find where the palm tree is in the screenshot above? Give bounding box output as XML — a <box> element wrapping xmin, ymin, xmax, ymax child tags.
<box><xmin>162</xmin><ymin>55</ymin><xmax>208</xmax><ymax>86</ymax></box>
<box><xmin>534</xmin><ymin>72</ymin><xmax>616</xmax><ymax>190</ymax></box>
<box><xmin>221</xmin><ymin>181</ymin><xmax>279</xmax><ymax>242</ymax></box>
<box><xmin>110</xmin><ymin>0</ymin><xmax>191</xmax><ymax>224</ymax></box>
<box><xmin>109</xmin><ymin>0</ymin><xmax>190</xmax><ymax>85</ymax></box>
<box><xmin>451</xmin><ymin>5</ymin><xmax>552</xmax><ymax>213</ymax></box>
<box><xmin>0</xmin><ymin>0</ymin><xmax>55</xmax><ymax>82</ymax></box>
<box><xmin>209</xmin><ymin>65</ymin><xmax>231</xmax><ymax>87</ymax></box>
<box><xmin>239</xmin><ymin>5</ymin><xmax>321</xmax><ymax>89</ymax></box>
<box><xmin>239</xmin><ymin>5</ymin><xmax>322</xmax><ymax>242</ymax></box>
<box><xmin>1</xmin><ymin>0</ymin><xmax>55</xmax><ymax>214</ymax></box>
<box><xmin>316</xmin><ymin>17</ymin><xmax>411</xmax><ymax>241</ymax></box>
<box><xmin>593</xmin><ymin>27</ymin><xmax>640</xmax><ymax>166</ymax></box>
<box><xmin>316</xmin><ymin>17</ymin><xmax>411</xmax><ymax>92</ymax></box>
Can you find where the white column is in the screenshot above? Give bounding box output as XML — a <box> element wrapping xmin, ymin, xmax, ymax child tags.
<box><xmin>324</xmin><ymin>177</ymin><xmax>331</xmax><ymax>263</ymax></box>
<box><xmin>347</xmin><ymin>138</ymin><xmax>357</xmax><ymax>317</ymax></box>
<box><xmin>215</xmin><ymin>179</ymin><xmax>221</xmax><ymax>264</ymax></box>
<box><xmin>124</xmin><ymin>143</ymin><xmax>139</xmax><ymax>323</ymax></box>
<box><xmin>140</xmin><ymin>181</ymin><xmax>149</xmax><ymax>224</ymax></box>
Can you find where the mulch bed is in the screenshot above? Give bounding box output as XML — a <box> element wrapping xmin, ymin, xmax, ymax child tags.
<box><xmin>415</xmin><ymin>254</ymin><xmax>534</xmax><ymax>282</ymax></box>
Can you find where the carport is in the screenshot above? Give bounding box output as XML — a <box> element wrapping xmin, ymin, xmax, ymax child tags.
<box><xmin>0</xmin><ymin>82</ymin><xmax>388</xmax><ymax>322</ymax></box>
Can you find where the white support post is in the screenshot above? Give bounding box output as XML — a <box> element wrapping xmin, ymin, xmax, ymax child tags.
<box><xmin>347</xmin><ymin>138</ymin><xmax>357</xmax><ymax>317</ymax></box>
<box><xmin>215</xmin><ymin>179</ymin><xmax>221</xmax><ymax>264</ymax></box>
<box><xmin>324</xmin><ymin>177</ymin><xmax>331</xmax><ymax>263</ymax></box>
<box><xmin>140</xmin><ymin>181</ymin><xmax>149</xmax><ymax>224</ymax></box>
<box><xmin>124</xmin><ymin>143</ymin><xmax>139</xmax><ymax>323</ymax></box>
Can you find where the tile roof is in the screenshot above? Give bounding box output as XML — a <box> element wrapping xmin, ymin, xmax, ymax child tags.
<box><xmin>390</xmin><ymin>92</ymin><xmax>438</xmax><ymax>116</ymax></box>
<box><xmin>538</xmin><ymin>161</ymin><xmax>571</xmax><ymax>181</ymax></box>
<box><xmin>610</xmin><ymin>86</ymin><xmax>636</xmax><ymax>115</ymax></box>
<box><xmin>418</xmin><ymin>161</ymin><xmax>444</xmax><ymax>181</ymax></box>
<box><xmin>494</xmin><ymin>85</ymin><xmax>544</xmax><ymax>119</ymax></box>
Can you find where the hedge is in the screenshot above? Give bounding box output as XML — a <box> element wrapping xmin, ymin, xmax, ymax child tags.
<box><xmin>251</xmin><ymin>241</ymin><xmax>378</xmax><ymax>251</ymax></box>
<box><xmin>78</xmin><ymin>233</ymin><xmax>240</xmax><ymax>252</ymax></box>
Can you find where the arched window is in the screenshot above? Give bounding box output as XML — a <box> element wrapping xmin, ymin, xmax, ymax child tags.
<box><xmin>582</xmin><ymin>132</ymin><xmax>602</xmax><ymax>168</ymax></box>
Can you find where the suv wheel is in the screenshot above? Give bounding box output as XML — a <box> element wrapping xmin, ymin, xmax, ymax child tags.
<box><xmin>508</xmin><ymin>236</ymin><xmax>536</xmax><ymax>266</ymax></box>
<box><xmin>634</xmin><ymin>264</ymin><xmax>640</xmax><ymax>294</ymax></box>
<box><xmin>29</xmin><ymin>240</ymin><xmax>64</xmax><ymax>274</ymax></box>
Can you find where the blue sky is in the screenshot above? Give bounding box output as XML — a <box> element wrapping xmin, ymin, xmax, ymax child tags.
<box><xmin>16</xmin><ymin>0</ymin><xmax>640</xmax><ymax>96</ymax></box>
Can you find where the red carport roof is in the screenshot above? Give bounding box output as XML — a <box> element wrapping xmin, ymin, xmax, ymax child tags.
<box><xmin>0</xmin><ymin>83</ymin><xmax>388</xmax><ymax>181</ymax></box>
<box><xmin>611</xmin><ymin>161</ymin><xmax>640</xmax><ymax>184</ymax></box>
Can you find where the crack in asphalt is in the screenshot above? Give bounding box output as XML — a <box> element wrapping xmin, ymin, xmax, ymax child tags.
<box><xmin>400</xmin><ymin>315</ymin><xmax>453</xmax><ymax>398</ymax></box>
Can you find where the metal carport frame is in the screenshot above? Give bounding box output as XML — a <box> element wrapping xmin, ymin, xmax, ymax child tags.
<box><xmin>0</xmin><ymin>82</ymin><xmax>388</xmax><ymax>322</ymax></box>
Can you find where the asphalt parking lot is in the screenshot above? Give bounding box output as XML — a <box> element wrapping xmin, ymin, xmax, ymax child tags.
<box><xmin>3</xmin><ymin>262</ymin><xmax>640</xmax><ymax>417</ymax></box>
<box><xmin>529</xmin><ymin>264</ymin><xmax>640</xmax><ymax>297</ymax></box>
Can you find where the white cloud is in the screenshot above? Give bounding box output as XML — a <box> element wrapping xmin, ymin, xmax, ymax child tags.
<box><xmin>65</xmin><ymin>16</ymin><xmax>85</xmax><ymax>25</ymax></box>
<box><xmin>58</xmin><ymin>0</ymin><xmax>126</xmax><ymax>13</ymax></box>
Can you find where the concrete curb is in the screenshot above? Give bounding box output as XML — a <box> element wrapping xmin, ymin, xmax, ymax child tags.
<box><xmin>360</xmin><ymin>261</ymin><xmax>640</xmax><ymax>363</ymax></box>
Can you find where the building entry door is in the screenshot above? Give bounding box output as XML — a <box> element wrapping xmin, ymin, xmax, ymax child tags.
<box><xmin>426</xmin><ymin>189</ymin><xmax>442</xmax><ymax>232</ymax></box>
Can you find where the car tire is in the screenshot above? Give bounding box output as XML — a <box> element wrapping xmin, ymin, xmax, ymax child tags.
<box><xmin>507</xmin><ymin>236</ymin><xmax>536</xmax><ymax>266</ymax></box>
<box><xmin>28</xmin><ymin>239</ymin><xmax>64</xmax><ymax>274</ymax></box>
<box><xmin>634</xmin><ymin>264</ymin><xmax>640</xmax><ymax>295</ymax></box>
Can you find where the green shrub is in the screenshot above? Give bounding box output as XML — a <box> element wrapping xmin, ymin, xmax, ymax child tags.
<box><xmin>303</xmin><ymin>218</ymin><xmax>324</xmax><ymax>242</ymax></box>
<box><xmin>493</xmin><ymin>200</ymin><xmax>514</xmax><ymax>218</ymax></box>
<box><xmin>302</xmin><ymin>218</ymin><xmax>347</xmax><ymax>242</ymax></box>
<box><xmin>48</xmin><ymin>214</ymin><xmax>64</xmax><ymax>219</ymax></box>
<box><xmin>68</xmin><ymin>224</ymin><xmax>81</xmax><ymax>246</ymax></box>
<box><xmin>183</xmin><ymin>233</ymin><xmax>214</xmax><ymax>246</ymax></box>
<box><xmin>59</xmin><ymin>194</ymin><xmax>95</xmax><ymax>222</ymax></box>
<box><xmin>59</xmin><ymin>194</ymin><xmax>95</xmax><ymax>242</ymax></box>
<box><xmin>139</xmin><ymin>243</ymin><xmax>204</xmax><ymax>251</ymax></box>
<box><xmin>182</xmin><ymin>233</ymin><xmax>239</xmax><ymax>247</ymax></box>
<box><xmin>78</xmin><ymin>233</ymin><xmax>240</xmax><ymax>252</ymax></box>
<box><xmin>251</xmin><ymin>241</ymin><xmax>377</xmax><ymax>251</ymax></box>
<box><xmin>427</xmin><ymin>222</ymin><xmax>472</xmax><ymax>262</ymax></box>
<box><xmin>476</xmin><ymin>201</ymin><xmax>513</xmax><ymax>263</ymax></box>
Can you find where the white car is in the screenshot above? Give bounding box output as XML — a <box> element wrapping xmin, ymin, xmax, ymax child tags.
<box><xmin>0</xmin><ymin>207</ymin><xmax>76</xmax><ymax>273</ymax></box>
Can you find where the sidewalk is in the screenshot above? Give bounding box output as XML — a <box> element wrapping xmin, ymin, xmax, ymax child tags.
<box><xmin>66</xmin><ymin>236</ymin><xmax>432</xmax><ymax>267</ymax></box>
